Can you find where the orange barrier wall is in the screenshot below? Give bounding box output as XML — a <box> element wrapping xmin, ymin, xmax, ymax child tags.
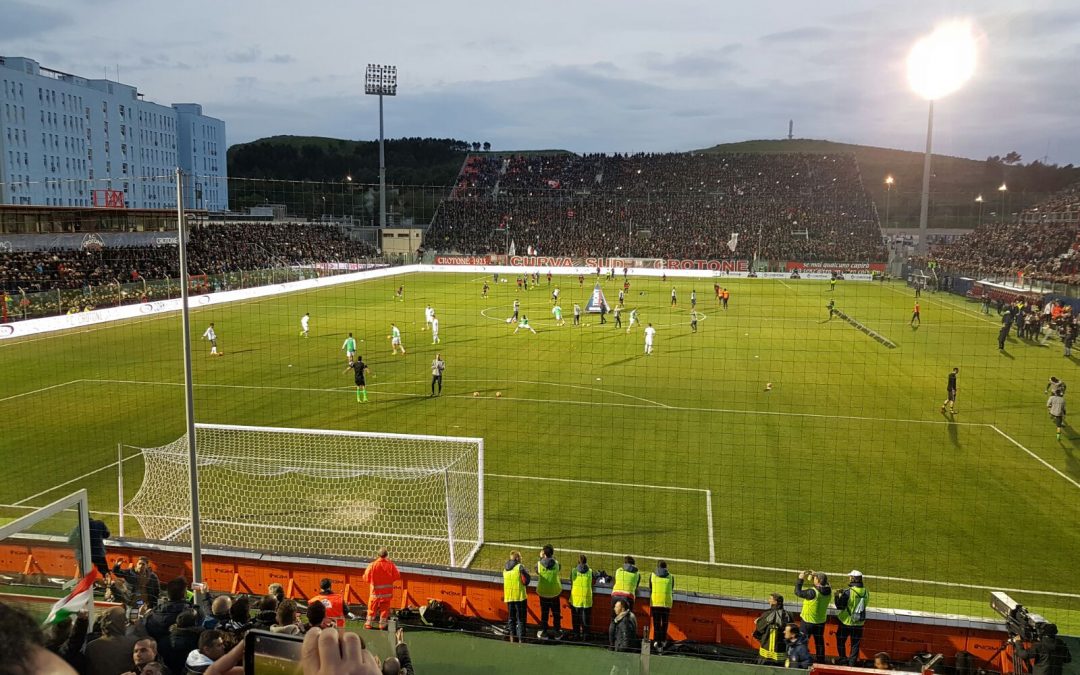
<box><xmin>0</xmin><ymin>539</ymin><xmax>1009</xmax><ymax>669</ymax></box>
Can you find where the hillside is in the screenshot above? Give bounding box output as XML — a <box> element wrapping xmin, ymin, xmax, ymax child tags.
<box><xmin>698</xmin><ymin>139</ymin><xmax>1080</xmax><ymax>229</ymax></box>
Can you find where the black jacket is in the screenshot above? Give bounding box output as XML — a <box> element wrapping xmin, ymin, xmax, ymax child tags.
<box><xmin>145</xmin><ymin>600</ymin><xmax>194</xmax><ymax>639</ymax></box>
<box><xmin>160</xmin><ymin>626</ymin><xmax>203</xmax><ymax>675</ymax></box>
<box><xmin>753</xmin><ymin>606</ymin><xmax>793</xmax><ymax>661</ymax></box>
<box><xmin>608</xmin><ymin>609</ymin><xmax>638</xmax><ymax>652</ymax></box>
<box><xmin>1016</xmin><ymin>636</ymin><xmax>1072</xmax><ymax>675</ymax></box>
<box><xmin>786</xmin><ymin>632</ymin><xmax>814</xmax><ymax>668</ymax></box>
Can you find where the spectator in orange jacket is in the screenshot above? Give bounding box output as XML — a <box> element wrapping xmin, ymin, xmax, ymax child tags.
<box><xmin>363</xmin><ymin>548</ymin><xmax>401</xmax><ymax>630</ymax></box>
<box><xmin>308</xmin><ymin>579</ymin><xmax>347</xmax><ymax>629</ymax></box>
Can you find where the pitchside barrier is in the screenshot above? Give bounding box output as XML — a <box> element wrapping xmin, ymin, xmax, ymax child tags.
<box><xmin>0</xmin><ymin>535</ymin><xmax>1019</xmax><ymax>671</ymax></box>
<box><xmin>0</xmin><ymin>262</ymin><xmax>873</xmax><ymax>340</ymax></box>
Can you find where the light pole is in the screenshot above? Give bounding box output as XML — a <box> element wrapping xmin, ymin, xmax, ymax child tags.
<box><xmin>884</xmin><ymin>175</ymin><xmax>894</xmax><ymax>227</ymax></box>
<box><xmin>365</xmin><ymin>64</ymin><xmax>397</xmax><ymax>228</ymax></box>
<box><xmin>998</xmin><ymin>183</ymin><xmax>1007</xmax><ymax>224</ymax></box>
<box><xmin>907</xmin><ymin>21</ymin><xmax>977</xmax><ymax>255</ymax></box>
<box><xmin>975</xmin><ymin>194</ymin><xmax>983</xmax><ymax>226</ymax></box>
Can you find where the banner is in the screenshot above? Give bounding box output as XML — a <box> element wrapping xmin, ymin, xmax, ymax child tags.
<box><xmin>433</xmin><ymin>255</ymin><xmax>492</xmax><ymax>265</ymax></box>
<box><xmin>495</xmin><ymin>256</ymin><xmax>750</xmax><ymax>271</ymax></box>
<box><xmin>785</xmin><ymin>261</ymin><xmax>886</xmax><ymax>273</ymax></box>
<box><xmin>0</xmin><ymin>232</ymin><xmax>179</xmax><ymax>251</ymax></box>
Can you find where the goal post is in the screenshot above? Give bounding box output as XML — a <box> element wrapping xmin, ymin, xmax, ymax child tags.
<box><xmin>125</xmin><ymin>424</ymin><xmax>484</xmax><ymax>568</ymax></box>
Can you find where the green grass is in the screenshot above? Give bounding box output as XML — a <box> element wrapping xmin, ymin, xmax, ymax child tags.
<box><xmin>3</xmin><ymin>273</ymin><xmax>1080</xmax><ymax>629</ymax></box>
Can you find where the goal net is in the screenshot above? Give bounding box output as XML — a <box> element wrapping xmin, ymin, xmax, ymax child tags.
<box><xmin>125</xmin><ymin>424</ymin><xmax>484</xmax><ymax>567</ymax></box>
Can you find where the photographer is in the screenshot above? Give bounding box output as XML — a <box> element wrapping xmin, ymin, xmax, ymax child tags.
<box><xmin>794</xmin><ymin>570</ymin><xmax>831</xmax><ymax>662</ymax></box>
<box><xmin>1013</xmin><ymin>624</ymin><xmax>1072</xmax><ymax>675</ymax></box>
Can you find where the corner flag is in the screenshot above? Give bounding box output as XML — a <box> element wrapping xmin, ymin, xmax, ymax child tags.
<box><xmin>585</xmin><ymin>283</ymin><xmax>609</xmax><ymax>313</ymax></box>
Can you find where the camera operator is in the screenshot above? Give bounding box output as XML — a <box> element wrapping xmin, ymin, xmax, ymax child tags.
<box><xmin>1012</xmin><ymin>624</ymin><xmax>1072</xmax><ymax>675</ymax></box>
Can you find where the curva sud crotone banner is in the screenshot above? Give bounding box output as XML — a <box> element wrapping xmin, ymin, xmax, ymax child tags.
<box><xmin>434</xmin><ymin>255</ymin><xmax>750</xmax><ymax>271</ymax></box>
<box><xmin>785</xmin><ymin>261</ymin><xmax>886</xmax><ymax>273</ymax></box>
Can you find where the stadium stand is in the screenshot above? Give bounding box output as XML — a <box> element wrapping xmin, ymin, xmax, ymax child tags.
<box><xmin>426</xmin><ymin>152</ymin><xmax>886</xmax><ymax>262</ymax></box>
<box><xmin>927</xmin><ymin>180</ymin><xmax>1080</xmax><ymax>284</ymax></box>
<box><xmin>0</xmin><ymin>222</ymin><xmax>378</xmax><ymax>318</ymax></box>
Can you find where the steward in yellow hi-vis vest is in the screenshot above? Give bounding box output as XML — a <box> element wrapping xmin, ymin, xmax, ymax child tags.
<box><xmin>569</xmin><ymin>553</ymin><xmax>599</xmax><ymax>640</ymax></box>
<box><xmin>649</xmin><ymin>561</ymin><xmax>675</xmax><ymax>650</ymax></box>
<box><xmin>794</xmin><ymin>570</ymin><xmax>832</xmax><ymax>661</ymax></box>
<box><xmin>834</xmin><ymin>570</ymin><xmax>870</xmax><ymax>666</ymax></box>
<box><xmin>503</xmin><ymin>551</ymin><xmax>530</xmax><ymax>643</ymax></box>
<box><xmin>536</xmin><ymin>544</ymin><xmax>564</xmax><ymax>639</ymax></box>
<box><xmin>612</xmin><ymin>555</ymin><xmax>641</xmax><ymax>610</ymax></box>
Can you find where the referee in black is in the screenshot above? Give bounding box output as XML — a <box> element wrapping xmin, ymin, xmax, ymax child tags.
<box><xmin>941</xmin><ymin>367</ymin><xmax>958</xmax><ymax>414</ymax></box>
<box><xmin>431</xmin><ymin>353</ymin><xmax>446</xmax><ymax>396</ymax></box>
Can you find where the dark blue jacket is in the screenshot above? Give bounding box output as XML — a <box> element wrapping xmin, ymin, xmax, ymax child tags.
<box><xmin>786</xmin><ymin>632</ymin><xmax>814</xmax><ymax>668</ymax></box>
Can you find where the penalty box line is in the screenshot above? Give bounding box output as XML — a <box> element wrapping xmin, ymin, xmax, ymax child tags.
<box><xmin>483</xmin><ymin>540</ymin><xmax>1080</xmax><ymax>600</ymax></box>
<box><xmin>490</xmin><ymin>473</ymin><xmax>715</xmax><ymax>564</ymax></box>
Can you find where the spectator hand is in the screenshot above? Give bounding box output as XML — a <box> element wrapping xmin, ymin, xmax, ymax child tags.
<box><xmin>302</xmin><ymin>627</ymin><xmax>381</xmax><ymax>675</ymax></box>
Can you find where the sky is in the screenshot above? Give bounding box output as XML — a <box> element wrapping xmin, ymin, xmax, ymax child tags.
<box><xmin>5</xmin><ymin>0</ymin><xmax>1079</xmax><ymax>164</ymax></box>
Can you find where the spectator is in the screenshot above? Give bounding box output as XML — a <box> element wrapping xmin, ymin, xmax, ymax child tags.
<box><xmin>381</xmin><ymin>628</ymin><xmax>415</xmax><ymax>675</ymax></box>
<box><xmin>185</xmin><ymin>629</ymin><xmax>227</xmax><ymax>674</ymax></box>
<box><xmin>608</xmin><ymin>599</ymin><xmax>639</xmax><ymax>652</ymax></box>
<box><xmin>85</xmin><ymin>607</ymin><xmax>139</xmax><ymax>675</ymax></box>
<box><xmin>309</xmin><ymin>578</ymin><xmax>348</xmax><ymax>629</ymax></box>
<box><xmin>569</xmin><ymin>554</ymin><xmax>598</xmax><ymax>641</ymax></box>
<box><xmin>363</xmin><ymin>547</ymin><xmax>402</xmax><ymax>630</ymax></box>
<box><xmin>875</xmin><ymin>652</ymin><xmax>893</xmax><ymax>670</ymax></box>
<box><xmin>127</xmin><ymin>636</ymin><xmax>163</xmax><ymax>674</ymax></box>
<box><xmin>304</xmin><ymin>599</ymin><xmax>331</xmax><ymax>633</ymax></box>
<box><xmin>649</xmin><ymin>560</ymin><xmax>675</xmax><ymax>651</ymax></box>
<box><xmin>753</xmin><ymin>593</ymin><xmax>793</xmax><ymax>665</ymax></box>
<box><xmin>145</xmin><ymin>577</ymin><xmax>193</xmax><ymax>640</ymax></box>
<box><xmin>113</xmin><ymin>557</ymin><xmax>161</xmax><ymax>608</ymax></box>
<box><xmin>535</xmin><ymin>544</ymin><xmax>564</xmax><ymax>639</ymax></box>
<box><xmin>160</xmin><ymin>610</ymin><xmax>203</xmax><ymax>674</ymax></box>
<box><xmin>219</xmin><ymin>596</ymin><xmax>251</xmax><ymax>645</ymax></box>
<box><xmin>835</xmin><ymin>570</ymin><xmax>870</xmax><ymax>666</ymax></box>
<box><xmin>251</xmin><ymin>595</ymin><xmax>278</xmax><ymax>630</ymax></box>
<box><xmin>0</xmin><ymin>600</ymin><xmax>79</xmax><ymax>675</ymax></box>
<box><xmin>267</xmin><ymin>583</ymin><xmax>286</xmax><ymax>605</ymax></box>
<box><xmin>270</xmin><ymin>599</ymin><xmax>303</xmax><ymax>635</ymax></box>
<box><xmin>784</xmin><ymin>622</ymin><xmax>814</xmax><ymax>668</ymax></box>
<box><xmin>43</xmin><ymin>610</ymin><xmax>90</xmax><ymax>673</ymax></box>
<box><xmin>202</xmin><ymin>595</ymin><xmax>232</xmax><ymax>631</ymax></box>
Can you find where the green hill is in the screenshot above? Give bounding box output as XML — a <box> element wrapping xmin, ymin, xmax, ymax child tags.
<box><xmin>698</xmin><ymin>139</ymin><xmax>1080</xmax><ymax>229</ymax></box>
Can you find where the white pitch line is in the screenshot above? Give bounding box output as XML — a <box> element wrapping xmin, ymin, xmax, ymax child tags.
<box><xmin>0</xmin><ymin>503</ymin><xmax>121</xmax><ymax>517</ymax></box>
<box><xmin>483</xmin><ymin>541</ymin><xmax>1080</xmax><ymax>599</ymax></box>
<box><xmin>81</xmin><ymin>377</ymin><xmax>987</xmax><ymax>427</ymax></box>
<box><xmin>0</xmin><ymin>379</ymin><xmax>82</xmax><ymax>404</ymax></box>
<box><xmin>705</xmin><ymin>489</ymin><xmax>716</xmax><ymax>564</ymax></box>
<box><xmin>990</xmin><ymin>425</ymin><xmax>1080</xmax><ymax>491</ymax></box>
<box><xmin>489</xmin><ymin>473</ymin><xmax>707</xmax><ymax>493</ymax></box>
<box><xmin>12</xmin><ymin>457</ymin><xmax>127</xmax><ymax>506</ymax></box>
<box><xmin>880</xmin><ymin>284</ymin><xmax>996</xmax><ymax>325</ymax></box>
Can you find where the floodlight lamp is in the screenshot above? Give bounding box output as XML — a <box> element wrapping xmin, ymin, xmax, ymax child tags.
<box><xmin>885</xmin><ymin>175</ymin><xmax>894</xmax><ymax>185</ymax></box>
<box><xmin>975</xmin><ymin>195</ymin><xmax>983</xmax><ymax>202</ymax></box>
<box><xmin>998</xmin><ymin>183</ymin><xmax>1007</xmax><ymax>191</ymax></box>
<box><xmin>365</xmin><ymin>63</ymin><xmax>398</xmax><ymax>96</ymax></box>
<box><xmin>907</xmin><ymin>20</ymin><xmax>977</xmax><ymax>100</ymax></box>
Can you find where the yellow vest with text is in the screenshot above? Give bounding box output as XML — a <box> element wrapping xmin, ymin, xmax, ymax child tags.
<box><xmin>801</xmin><ymin>586</ymin><xmax>829</xmax><ymax>624</ymax></box>
<box><xmin>570</xmin><ymin>567</ymin><xmax>593</xmax><ymax>608</ymax></box>
<box><xmin>613</xmin><ymin>568</ymin><xmax>640</xmax><ymax>597</ymax></box>
<box><xmin>536</xmin><ymin>560</ymin><xmax>562</xmax><ymax>598</ymax></box>
<box><xmin>650</xmin><ymin>573</ymin><xmax>674</xmax><ymax>609</ymax></box>
<box><xmin>503</xmin><ymin>564</ymin><xmax>527</xmax><ymax>603</ymax></box>
<box><xmin>837</xmin><ymin>586</ymin><xmax>868</xmax><ymax>626</ymax></box>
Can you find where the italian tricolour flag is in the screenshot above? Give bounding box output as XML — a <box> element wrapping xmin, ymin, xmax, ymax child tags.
<box><xmin>43</xmin><ymin>567</ymin><xmax>102</xmax><ymax>625</ymax></box>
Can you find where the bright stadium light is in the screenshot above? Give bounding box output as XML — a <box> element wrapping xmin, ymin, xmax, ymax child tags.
<box><xmin>907</xmin><ymin>21</ymin><xmax>977</xmax><ymax>101</ymax></box>
<box><xmin>907</xmin><ymin>20</ymin><xmax>978</xmax><ymax>255</ymax></box>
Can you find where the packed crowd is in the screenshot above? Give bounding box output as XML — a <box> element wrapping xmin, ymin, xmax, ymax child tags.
<box><xmin>0</xmin><ymin>222</ymin><xmax>377</xmax><ymax>296</ymax></box>
<box><xmin>5</xmin><ymin>541</ymin><xmax>414</xmax><ymax>675</ymax></box>
<box><xmin>927</xmin><ymin>181</ymin><xmax>1080</xmax><ymax>284</ymax></box>
<box><xmin>428</xmin><ymin>152</ymin><xmax>886</xmax><ymax>262</ymax></box>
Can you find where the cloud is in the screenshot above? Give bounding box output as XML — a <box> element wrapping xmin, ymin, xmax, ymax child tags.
<box><xmin>0</xmin><ymin>2</ymin><xmax>70</xmax><ymax>39</ymax></box>
<box><xmin>225</xmin><ymin>47</ymin><xmax>262</xmax><ymax>64</ymax></box>
<box><xmin>268</xmin><ymin>54</ymin><xmax>295</xmax><ymax>64</ymax></box>
<box><xmin>759</xmin><ymin>26</ymin><xmax>835</xmax><ymax>44</ymax></box>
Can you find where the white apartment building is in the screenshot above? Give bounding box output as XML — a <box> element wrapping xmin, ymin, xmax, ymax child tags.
<box><xmin>0</xmin><ymin>56</ymin><xmax>227</xmax><ymax>210</ymax></box>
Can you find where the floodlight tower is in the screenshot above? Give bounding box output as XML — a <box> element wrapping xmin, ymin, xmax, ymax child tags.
<box><xmin>365</xmin><ymin>64</ymin><xmax>397</xmax><ymax>228</ymax></box>
<box><xmin>907</xmin><ymin>22</ymin><xmax>977</xmax><ymax>255</ymax></box>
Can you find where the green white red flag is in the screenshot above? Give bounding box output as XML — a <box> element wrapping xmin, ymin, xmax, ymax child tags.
<box><xmin>43</xmin><ymin>567</ymin><xmax>101</xmax><ymax>625</ymax></box>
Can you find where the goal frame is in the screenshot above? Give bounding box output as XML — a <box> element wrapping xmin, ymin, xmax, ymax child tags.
<box><xmin>123</xmin><ymin>424</ymin><xmax>485</xmax><ymax>568</ymax></box>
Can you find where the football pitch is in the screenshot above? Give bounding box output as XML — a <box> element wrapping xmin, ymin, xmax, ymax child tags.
<box><xmin>2</xmin><ymin>271</ymin><xmax>1079</xmax><ymax>627</ymax></box>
